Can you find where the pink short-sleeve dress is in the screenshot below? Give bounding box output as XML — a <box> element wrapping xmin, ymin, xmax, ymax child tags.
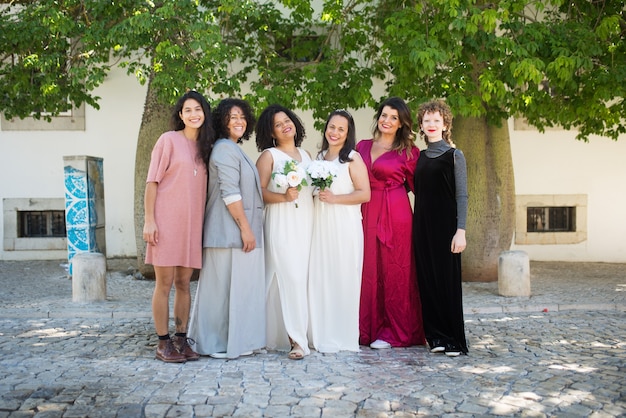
<box><xmin>145</xmin><ymin>130</ymin><xmax>207</xmax><ymax>269</ymax></box>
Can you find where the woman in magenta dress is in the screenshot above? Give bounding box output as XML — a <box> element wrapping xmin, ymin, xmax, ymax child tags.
<box><xmin>356</xmin><ymin>97</ymin><xmax>425</xmax><ymax>349</ymax></box>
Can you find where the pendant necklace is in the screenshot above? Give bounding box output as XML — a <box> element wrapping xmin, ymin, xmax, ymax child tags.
<box><xmin>185</xmin><ymin>136</ymin><xmax>198</xmax><ymax>176</ymax></box>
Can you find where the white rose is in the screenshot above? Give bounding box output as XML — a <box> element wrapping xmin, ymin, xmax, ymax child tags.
<box><xmin>286</xmin><ymin>171</ymin><xmax>302</xmax><ymax>188</ymax></box>
<box><xmin>273</xmin><ymin>173</ymin><xmax>288</xmax><ymax>188</ymax></box>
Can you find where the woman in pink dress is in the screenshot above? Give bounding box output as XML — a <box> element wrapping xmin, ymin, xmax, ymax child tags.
<box><xmin>356</xmin><ymin>97</ymin><xmax>425</xmax><ymax>349</ymax></box>
<box><xmin>143</xmin><ymin>90</ymin><xmax>214</xmax><ymax>363</ymax></box>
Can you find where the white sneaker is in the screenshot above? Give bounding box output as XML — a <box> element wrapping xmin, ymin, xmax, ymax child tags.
<box><xmin>370</xmin><ymin>339</ymin><xmax>392</xmax><ymax>349</ymax></box>
<box><xmin>209</xmin><ymin>352</ymin><xmax>228</xmax><ymax>359</ymax></box>
<box><xmin>445</xmin><ymin>350</ymin><xmax>461</xmax><ymax>357</ymax></box>
<box><xmin>430</xmin><ymin>346</ymin><xmax>446</xmax><ymax>353</ymax></box>
<box><xmin>240</xmin><ymin>351</ymin><xmax>254</xmax><ymax>357</ymax></box>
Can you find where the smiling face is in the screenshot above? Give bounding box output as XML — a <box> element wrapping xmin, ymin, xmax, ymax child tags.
<box><xmin>325</xmin><ymin>114</ymin><xmax>349</xmax><ymax>148</ymax></box>
<box><xmin>226</xmin><ymin>106</ymin><xmax>247</xmax><ymax>141</ymax></box>
<box><xmin>420</xmin><ymin>110</ymin><xmax>446</xmax><ymax>142</ymax></box>
<box><xmin>272</xmin><ymin>111</ymin><xmax>296</xmax><ymax>145</ymax></box>
<box><xmin>179</xmin><ymin>98</ymin><xmax>205</xmax><ymax>130</ymax></box>
<box><xmin>377</xmin><ymin>105</ymin><xmax>401</xmax><ymax>137</ymax></box>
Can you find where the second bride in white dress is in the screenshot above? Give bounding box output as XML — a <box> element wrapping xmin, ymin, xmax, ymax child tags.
<box><xmin>308</xmin><ymin>109</ymin><xmax>371</xmax><ymax>353</ymax></box>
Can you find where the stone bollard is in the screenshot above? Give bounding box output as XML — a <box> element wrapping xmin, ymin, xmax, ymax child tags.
<box><xmin>498</xmin><ymin>250</ymin><xmax>531</xmax><ymax>297</ymax></box>
<box><xmin>72</xmin><ymin>252</ymin><xmax>107</xmax><ymax>302</ymax></box>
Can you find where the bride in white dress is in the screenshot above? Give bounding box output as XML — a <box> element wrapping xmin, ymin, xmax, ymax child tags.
<box><xmin>255</xmin><ymin>105</ymin><xmax>314</xmax><ymax>360</ymax></box>
<box><xmin>308</xmin><ymin>109</ymin><xmax>371</xmax><ymax>353</ymax></box>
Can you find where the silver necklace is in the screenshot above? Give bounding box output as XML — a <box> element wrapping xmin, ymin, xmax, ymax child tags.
<box><xmin>185</xmin><ymin>137</ymin><xmax>198</xmax><ymax>176</ymax></box>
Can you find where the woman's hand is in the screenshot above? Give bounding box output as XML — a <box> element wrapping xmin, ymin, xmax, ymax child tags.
<box><xmin>240</xmin><ymin>228</ymin><xmax>256</xmax><ymax>253</ymax></box>
<box><xmin>143</xmin><ymin>221</ymin><xmax>158</xmax><ymax>245</ymax></box>
<box><xmin>285</xmin><ymin>187</ymin><xmax>299</xmax><ymax>202</ymax></box>
<box><xmin>318</xmin><ymin>189</ymin><xmax>335</xmax><ymax>204</ymax></box>
<box><xmin>451</xmin><ymin>229</ymin><xmax>466</xmax><ymax>253</ymax></box>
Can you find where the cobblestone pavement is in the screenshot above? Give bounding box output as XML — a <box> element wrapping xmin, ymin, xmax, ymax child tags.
<box><xmin>0</xmin><ymin>259</ymin><xmax>624</xmax><ymax>417</ymax></box>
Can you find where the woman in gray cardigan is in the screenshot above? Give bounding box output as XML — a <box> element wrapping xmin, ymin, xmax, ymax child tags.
<box><xmin>188</xmin><ymin>98</ymin><xmax>266</xmax><ymax>359</ymax></box>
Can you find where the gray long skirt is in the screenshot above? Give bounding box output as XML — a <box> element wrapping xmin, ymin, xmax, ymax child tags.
<box><xmin>188</xmin><ymin>247</ymin><xmax>266</xmax><ymax>358</ymax></box>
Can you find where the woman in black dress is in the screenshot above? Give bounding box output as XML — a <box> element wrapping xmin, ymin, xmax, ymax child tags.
<box><xmin>413</xmin><ymin>99</ymin><xmax>468</xmax><ymax>357</ymax></box>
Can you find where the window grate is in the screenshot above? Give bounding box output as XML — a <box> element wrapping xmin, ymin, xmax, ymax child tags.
<box><xmin>18</xmin><ymin>211</ymin><xmax>66</xmax><ymax>238</ymax></box>
<box><xmin>527</xmin><ymin>207</ymin><xmax>575</xmax><ymax>232</ymax></box>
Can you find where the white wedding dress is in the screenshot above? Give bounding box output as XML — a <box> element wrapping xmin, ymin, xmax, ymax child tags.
<box><xmin>308</xmin><ymin>150</ymin><xmax>364</xmax><ymax>352</ymax></box>
<box><xmin>264</xmin><ymin>147</ymin><xmax>314</xmax><ymax>355</ymax></box>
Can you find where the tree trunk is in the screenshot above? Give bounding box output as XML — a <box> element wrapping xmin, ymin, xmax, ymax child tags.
<box><xmin>453</xmin><ymin>116</ymin><xmax>515</xmax><ymax>282</ymax></box>
<box><xmin>133</xmin><ymin>77</ymin><xmax>171</xmax><ymax>279</ymax></box>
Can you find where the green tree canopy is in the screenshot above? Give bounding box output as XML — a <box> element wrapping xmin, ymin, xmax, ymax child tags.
<box><xmin>1</xmin><ymin>0</ymin><xmax>624</xmax><ymax>279</ymax></box>
<box><xmin>2</xmin><ymin>0</ymin><xmax>623</xmax><ymax>139</ymax></box>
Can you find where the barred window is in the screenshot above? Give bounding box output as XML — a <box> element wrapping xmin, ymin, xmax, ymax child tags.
<box><xmin>18</xmin><ymin>210</ymin><xmax>66</xmax><ymax>238</ymax></box>
<box><xmin>527</xmin><ymin>207</ymin><xmax>575</xmax><ymax>233</ymax></box>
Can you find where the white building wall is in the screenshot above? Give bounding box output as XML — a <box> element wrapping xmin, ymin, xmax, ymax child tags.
<box><xmin>509</xmin><ymin>120</ymin><xmax>626</xmax><ymax>262</ymax></box>
<box><xmin>1</xmin><ymin>67</ymin><xmax>625</xmax><ymax>262</ymax></box>
<box><xmin>0</xmin><ymin>67</ymin><xmax>146</xmax><ymax>260</ymax></box>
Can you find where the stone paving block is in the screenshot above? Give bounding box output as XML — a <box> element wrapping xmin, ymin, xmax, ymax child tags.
<box><xmin>231</xmin><ymin>404</ymin><xmax>264</xmax><ymax>416</ymax></box>
<box><xmin>490</xmin><ymin>401</ymin><xmax>522</xmax><ymax>415</ymax></box>
<box><xmin>192</xmin><ymin>404</ymin><xmax>214</xmax><ymax>417</ymax></box>
<box><xmin>456</xmin><ymin>399</ymin><xmax>489</xmax><ymax>415</ymax></box>
<box><xmin>240</xmin><ymin>393</ymin><xmax>270</xmax><ymax>407</ymax></box>
<box><xmin>211</xmin><ymin>403</ymin><xmax>236</xmax><ymax>417</ymax></box>
<box><xmin>298</xmin><ymin>396</ymin><xmax>327</xmax><ymax>408</ymax></box>
<box><xmin>144</xmin><ymin>403</ymin><xmax>171</xmax><ymax>418</ymax></box>
<box><xmin>0</xmin><ymin>398</ymin><xmax>21</xmax><ymax>411</ymax></box>
<box><xmin>176</xmin><ymin>393</ymin><xmax>209</xmax><ymax>405</ymax></box>
<box><xmin>361</xmin><ymin>398</ymin><xmax>390</xmax><ymax>412</ymax></box>
<box><xmin>61</xmin><ymin>405</ymin><xmax>93</xmax><ymax>418</ymax></box>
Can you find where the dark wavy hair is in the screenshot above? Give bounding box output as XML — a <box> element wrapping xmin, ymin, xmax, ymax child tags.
<box><xmin>171</xmin><ymin>90</ymin><xmax>214</xmax><ymax>167</ymax></box>
<box><xmin>255</xmin><ymin>104</ymin><xmax>306</xmax><ymax>151</ymax></box>
<box><xmin>371</xmin><ymin>96</ymin><xmax>416</xmax><ymax>159</ymax></box>
<box><xmin>417</xmin><ymin>99</ymin><xmax>455</xmax><ymax>147</ymax></box>
<box><xmin>212</xmin><ymin>98</ymin><xmax>256</xmax><ymax>144</ymax></box>
<box><xmin>319</xmin><ymin>109</ymin><xmax>356</xmax><ymax>163</ymax></box>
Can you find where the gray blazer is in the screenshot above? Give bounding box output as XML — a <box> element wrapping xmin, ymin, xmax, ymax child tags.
<box><xmin>202</xmin><ymin>138</ymin><xmax>264</xmax><ymax>248</ymax></box>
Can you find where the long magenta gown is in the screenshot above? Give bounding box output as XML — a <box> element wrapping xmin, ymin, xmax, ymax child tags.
<box><xmin>356</xmin><ymin>139</ymin><xmax>425</xmax><ymax>347</ymax></box>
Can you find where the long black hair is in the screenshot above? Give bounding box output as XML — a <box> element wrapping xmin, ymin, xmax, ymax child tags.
<box><xmin>319</xmin><ymin>109</ymin><xmax>356</xmax><ymax>163</ymax></box>
<box><xmin>171</xmin><ymin>90</ymin><xmax>214</xmax><ymax>167</ymax></box>
<box><xmin>255</xmin><ymin>104</ymin><xmax>306</xmax><ymax>151</ymax></box>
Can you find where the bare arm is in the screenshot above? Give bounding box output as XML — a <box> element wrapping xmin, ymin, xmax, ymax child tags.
<box><xmin>226</xmin><ymin>199</ymin><xmax>256</xmax><ymax>253</ymax></box>
<box><xmin>256</xmin><ymin>150</ymin><xmax>299</xmax><ymax>204</ymax></box>
<box><xmin>318</xmin><ymin>153</ymin><xmax>371</xmax><ymax>205</ymax></box>
<box><xmin>143</xmin><ymin>182</ymin><xmax>158</xmax><ymax>245</ymax></box>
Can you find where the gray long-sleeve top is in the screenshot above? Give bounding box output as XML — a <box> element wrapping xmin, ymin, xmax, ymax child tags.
<box><xmin>422</xmin><ymin>140</ymin><xmax>468</xmax><ymax>230</ymax></box>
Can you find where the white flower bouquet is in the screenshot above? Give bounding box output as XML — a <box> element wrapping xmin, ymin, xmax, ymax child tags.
<box><xmin>272</xmin><ymin>159</ymin><xmax>308</xmax><ymax>207</ymax></box>
<box><xmin>306</xmin><ymin>160</ymin><xmax>338</xmax><ymax>191</ymax></box>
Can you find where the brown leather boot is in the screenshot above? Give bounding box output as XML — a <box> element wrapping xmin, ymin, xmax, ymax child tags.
<box><xmin>172</xmin><ymin>335</ymin><xmax>200</xmax><ymax>361</ymax></box>
<box><xmin>155</xmin><ymin>339</ymin><xmax>186</xmax><ymax>363</ymax></box>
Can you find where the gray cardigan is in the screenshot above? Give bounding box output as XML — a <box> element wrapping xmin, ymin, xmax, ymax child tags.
<box><xmin>202</xmin><ymin>138</ymin><xmax>264</xmax><ymax>248</ymax></box>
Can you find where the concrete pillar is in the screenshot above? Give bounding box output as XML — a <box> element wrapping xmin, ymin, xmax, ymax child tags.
<box><xmin>498</xmin><ymin>250</ymin><xmax>531</xmax><ymax>297</ymax></box>
<box><xmin>72</xmin><ymin>252</ymin><xmax>107</xmax><ymax>302</ymax></box>
<box><xmin>64</xmin><ymin>155</ymin><xmax>106</xmax><ymax>275</ymax></box>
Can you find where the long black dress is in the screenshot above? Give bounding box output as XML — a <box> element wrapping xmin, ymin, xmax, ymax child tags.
<box><xmin>413</xmin><ymin>146</ymin><xmax>468</xmax><ymax>354</ymax></box>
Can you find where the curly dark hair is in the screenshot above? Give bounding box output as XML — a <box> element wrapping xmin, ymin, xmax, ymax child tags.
<box><xmin>371</xmin><ymin>96</ymin><xmax>416</xmax><ymax>159</ymax></box>
<box><xmin>319</xmin><ymin>109</ymin><xmax>356</xmax><ymax>164</ymax></box>
<box><xmin>255</xmin><ymin>104</ymin><xmax>306</xmax><ymax>151</ymax></box>
<box><xmin>171</xmin><ymin>90</ymin><xmax>215</xmax><ymax>167</ymax></box>
<box><xmin>212</xmin><ymin>98</ymin><xmax>256</xmax><ymax>144</ymax></box>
